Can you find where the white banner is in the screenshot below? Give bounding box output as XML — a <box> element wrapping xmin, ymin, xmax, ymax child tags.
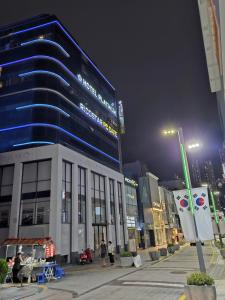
<box><xmin>193</xmin><ymin>187</ymin><xmax>214</xmax><ymax>241</ymax></box>
<box><xmin>173</xmin><ymin>187</ymin><xmax>214</xmax><ymax>241</ymax></box>
<box><xmin>173</xmin><ymin>190</ymin><xmax>196</xmax><ymax>241</ymax></box>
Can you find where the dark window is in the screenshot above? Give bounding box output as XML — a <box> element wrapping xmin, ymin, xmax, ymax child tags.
<box><xmin>0</xmin><ymin>165</ymin><xmax>14</xmax><ymax>227</ymax></box>
<box><xmin>109</xmin><ymin>179</ymin><xmax>116</xmax><ymax>225</ymax></box>
<box><xmin>91</xmin><ymin>173</ymin><xmax>106</xmax><ymax>224</ymax></box>
<box><xmin>118</xmin><ymin>182</ymin><xmax>124</xmax><ymax>225</ymax></box>
<box><xmin>62</xmin><ymin>161</ymin><xmax>72</xmax><ymax>223</ymax></box>
<box><xmin>20</xmin><ymin>160</ymin><xmax>51</xmax><ymax>226</ymax></box>
<box><xmin>78</xmin><ymin>167</ymin><xmax>86</xmax><ymax>224</ymax></box>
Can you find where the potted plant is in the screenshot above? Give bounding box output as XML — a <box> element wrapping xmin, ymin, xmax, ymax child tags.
<box><xmin>167</xmin><ymin>243</ymin><xmax>175</xmax><ymax>254</ymax></box>
<box><xmin>185</xmin><ymin>272</ymin><xmax>216</xmax><ymax>300</ymax></box>
<box><xmin>0</xmin><ymin>259</ymin><xmax>8</xmax><ymax>285</ymax></box>
<box><xmin>220</xmin><ymin>247</ymin><xmax>225</xmax><ymax>258</ymax></box>
<box><xmin>149</xmin><ymin>250</ymin><xmax>160</xmax><ymax>261</ymax></box>
<box><xmin>159</xmin><ymin>248</ymin><xmax>167</xmax><ymax>256</ymax></box>
<box><xmin>173</xmin><ymin>243</ymin><xmax>180</xmax><ymax>251</ymax></box>
<box><xmin>120</xmin><ymin>251</ymin><xmax>133</xmax><ymax>267</ymax></box>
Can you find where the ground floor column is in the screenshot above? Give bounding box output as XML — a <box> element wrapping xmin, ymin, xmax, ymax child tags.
<box><xmin>114</xmin><ymin>182</ymin><xmax>121</xmax><ymax>253</ymax></box>
<box><xmin>86</xmin><ymin>169</ymin><xmax>94</xmax><ymax>250</ymax></box>
<box><xmin>105</xmin><ymin>177</ymin><xmax>112</xmax><ymax>243</ymax></box>
<box><xmin>71</xmin><ymin>163</ymin><xmax>79</xmax><ymax>263</ymax></box>
<box><xmin>9</xmin><ymin>162</ymin><xmax>23</xmax><ymax>238</ymax></box>
<box><xmin>49</xmin><ymin>154</ymin><xmax>62</xmax><ymax>261</ymax></box>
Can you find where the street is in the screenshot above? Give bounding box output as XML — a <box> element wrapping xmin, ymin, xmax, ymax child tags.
<box><xmin>14</xmin><ymin>244</ymin><xmax>218</xmax><ymax>300</ymax></box>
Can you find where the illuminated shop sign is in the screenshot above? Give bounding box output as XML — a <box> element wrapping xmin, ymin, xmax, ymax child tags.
<box><xmin>127</xmin><ymin>216</ymin><xmax>136</xmax><ymax>228</ymax></box>
<box><xmin>125</xmin><ymin>177</ymin><xmax>138</xmax><ymax>187</ymax></box>
<box><xmin>77</xmin><ymin>74</ymin><xmax>116</xmax><ymax>115</ymax></box>
<box><xmin>79</xmin><ymin>103</ymin><xmax>118</xmax><ymax>138</ymax></box>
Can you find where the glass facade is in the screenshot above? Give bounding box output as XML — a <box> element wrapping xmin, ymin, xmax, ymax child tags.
<box><xmin>0</xmin><ymin>15</ymin><xmax>120</xmax><ymax>170</ymax></box>
<box><xmin>0</xmin><ymin>165</ymin><xmax>14</xmax><ymax>228</ymax></box>
<box><xmin>20</xmin><ymin>160</ymin><xmax>51</xmax><ymax>226</ymax></box>
<box><xmin>78</xmin><ymin>167</ymin><xmax>86</xmax><ymax>224</ymax></box>
<box><xmin>61</xmin><ymin>161</ymin><xmax>72</xmax><ymax>224</ymax></box>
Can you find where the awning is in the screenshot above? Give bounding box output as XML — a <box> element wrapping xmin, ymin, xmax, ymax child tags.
<box><xmin>1</xmin><ymin>237</ymin><xmax>53</xmax><ymax>246</ymax></box>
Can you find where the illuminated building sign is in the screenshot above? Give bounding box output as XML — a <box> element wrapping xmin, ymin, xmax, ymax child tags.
<box><xmin>77</xmin><ymin>74</ymin><xmax>116</xmax><ymax>115</ymax></box>
<box><xmin>127</xmin><ymin>216</ymin><xmax>136</xmax><ymax>228</ymax></box>
<box><xmin>125</xmin><ymin>177</ymin><xmax>138</xmax><ymax>187</ymax></box>
<box><xmin>79</xmin><ymin>103</ymin><xmax>118</xmax><ymax>138</ymax></box>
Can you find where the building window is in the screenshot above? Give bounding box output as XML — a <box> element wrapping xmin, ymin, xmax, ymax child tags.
<box><xmin>78</xmin><ymin>167</ymin><xmax>86</xmax><ymax>224</ymax></box>
<box><xmin>0</xmin><ymin>165</ymin><xmax>14</xmax><ymax>228</ymax></box>
<box><xmin>117</xmin><ymin>182</ymin><xmax>124</xmax><ymax>225</ymax></box>
<box><xmin>62</xmin><ymin>161</ymin><xmax>72</xmax><ymax>223</ymax></box>
<box><xmin>91</xmin><ymin>173</ymin><xmax>106</xmax><ymax>224</ymax></box>
<box><xmin>20</xmin><ymin>160</ymin><xmax>51</xmax><ymax>226</ymax></box>
<box><xmin>109</xmin><ymin>179</ymin><xmax>116</xmax><ymax>225</ymax></box>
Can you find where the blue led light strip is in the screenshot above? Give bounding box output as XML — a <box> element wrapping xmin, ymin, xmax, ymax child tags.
<box><xmin>11</xmin><ymin>20</ymin><xmax>115</xmax><ymax>90</ymax></box>
<box><xmin>0</xmin><ymin>123</ymin><xmax>119</xmax><ymax>164</ymax></box>
<box><xmin>0</xmin><ymin>88</ymin><xmax>118</xmax><ymax>139</ymax></box>
<box><xmin>16</xmin><ymin>104</ymin><xmax>70</xmax><ymax>117</ymax></box>
<box><xmin>13</xmin><ymin>141</ymin><xmax>54</xmax><ymax>147</ymax></box>
<box><xmin>18</xmin><ymin>69</ymin><xmax>70</xmax><ymax>87</ymax></box>
<box><xmin>21</xmin><ymin>39</ymin><xmax>70</xmax><ymax>57</ymax></box>
<box><xmin>0</xmin><ymin>55</ymin><xmax>116</xmax><ymax>115</ymax></box>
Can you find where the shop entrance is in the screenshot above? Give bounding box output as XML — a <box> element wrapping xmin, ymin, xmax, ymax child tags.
<box><xmin>93</xmin><ymin>225</ymin><xmax>107</xmax><ymax>252</ymax></box>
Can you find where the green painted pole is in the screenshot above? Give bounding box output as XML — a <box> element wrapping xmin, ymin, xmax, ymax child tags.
<box><xmin>177</xmin><ymin>128</ymin><xmax>206</xmax><ymax>273</ymax></box>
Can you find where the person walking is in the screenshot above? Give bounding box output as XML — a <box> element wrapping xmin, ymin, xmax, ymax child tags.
<box><xmin>108</xmin><ymin>241</ymin><xmax>114</xmax><ymax>265</ymax></box>
<box><xmin>100</xmin><ymin>240</ymin><xmax>107</xmax><ymax>266</ymax></box>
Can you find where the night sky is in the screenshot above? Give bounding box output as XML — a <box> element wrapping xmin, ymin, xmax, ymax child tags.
<box><xmin>0</xmin><ymin>0</ymin><xmax>222</xmax><ymax>180</ymax></box>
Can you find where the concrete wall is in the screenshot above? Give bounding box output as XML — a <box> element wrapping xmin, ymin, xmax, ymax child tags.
<box><xmin>0</xmin><ymin>144</ymin><xmax>127</xmax><ymax>261</ymax></box>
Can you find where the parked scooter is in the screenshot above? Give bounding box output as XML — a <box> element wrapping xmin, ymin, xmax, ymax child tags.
<box><xmin>79</xmin><ymin>248</ymin><xmax>93</xmax><ymax>264</ymax></box>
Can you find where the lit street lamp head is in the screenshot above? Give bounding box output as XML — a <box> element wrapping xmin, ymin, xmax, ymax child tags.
<box><xmin>188</xmin><ymin>143</ymin><xmax>200</xmax><ymax>150</ymax></box>
<box><xmin>162</xmin><ymin>129</ymin><xmax>177</xmax><ymax>136</ymax></box>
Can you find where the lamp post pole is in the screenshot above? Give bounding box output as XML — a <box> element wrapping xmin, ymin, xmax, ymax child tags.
<box><xmin>177</xmin><ymin>127</ymin><xmax>206</xmax><ymax>273</ymax></box>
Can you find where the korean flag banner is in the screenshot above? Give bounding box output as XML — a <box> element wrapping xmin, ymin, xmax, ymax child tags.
<box><xmin>173</xmin><ymin>190</ymin><xmax>196</xmax><ymax>241</ymax></box>
<box><xmin>192</xmin><ymin>187</ymin><xmax>214</xmax><ymax>241</ymax></box>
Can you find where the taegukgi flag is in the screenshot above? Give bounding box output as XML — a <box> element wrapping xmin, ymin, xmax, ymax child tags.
<box><xmin>173</xmin><ymin>187</ymin><xmax>214</xmax><ymax>241</ymax></box>
<box><xmin>173</xmin><ymin>190</ymin><xmax>196</xmax><ymax>241</ymax></box>
<box><xmin>192</xmin><ymin>187</ymin><xmax>214</xmax><ymax>241</ymax></box>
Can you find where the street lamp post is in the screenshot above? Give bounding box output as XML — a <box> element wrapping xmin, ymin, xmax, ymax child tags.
<box><xmin>163</xmin><ymin>127</ymin><xmax>206</xmax><ymax>273</ymax></box>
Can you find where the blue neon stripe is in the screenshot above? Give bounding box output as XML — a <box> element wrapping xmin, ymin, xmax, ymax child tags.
<box><xmin>0</xmin><ymin>123</ymin><xmax>119</xmax><ymax>164</ymax></box>
<box><xmin>0</xmin><ymin>55</ymin><xmax>116</xmax><ymax>115</ymax></box>
<box><xmin>11</xmin><ymin>20</ymin><xmax>115</xmax><ymax>90</ymax></box>
<box><xmin>16</xmin><ymin>104</ymin><xmax>70</xmax><ymax>117</ymax></box>
<box><xmin>21</xmin><ymin>39</ymin><xmax>70</xmax><ymax>57</ymax></box>
<box><xmin>19</xmin><ymin>70</ymin><xmax>70</xmax><ymax>87</ymax></box>
<box><xmin>13</xmin><ymin>141</ymin><xmax>54</xmax><ymax>147</ymax></box>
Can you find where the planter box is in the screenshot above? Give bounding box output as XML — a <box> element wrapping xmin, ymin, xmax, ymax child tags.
<box><xmin>220</xmin><ymin>249</ymin><xmax>225</xmax><ymax>258</ymax></box>
<box><xmin>149</xmin><ymin>251</ymin><xmax>160</xmax><ymax>261</ymax></box>
<box><xmin>184</xmin><ymin>285</ymin><xmax>216</xmax><ymax>300</ymax></box>
<box><xmin>173</xmin><ymin>244</ymin><xmax>180</xmax><ymax>251</ymax></box>
<box><xmin>159</xmin><ymin>248</ymin><xmax>167</xmax><ymax>256</ymax></box>
<box><xmin>167</xmin><ymin>246</ymin><xmax>175</xmax><ymax>254</ymax></box>
<box><xmin>120</xmin><ymin>256</ymin><xmax>133</xmax><ymax>267</ymax></box>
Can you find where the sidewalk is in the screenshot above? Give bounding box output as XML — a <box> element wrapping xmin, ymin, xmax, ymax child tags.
<box><xmin>178</xmin><ymin>246</ymin><xmax>225</xmax><ymax>300</ymax></box>
<box><xmin>0</xmin><ymin>247</ymin><xmax>175</xmax><ymax>300</ymax></box>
